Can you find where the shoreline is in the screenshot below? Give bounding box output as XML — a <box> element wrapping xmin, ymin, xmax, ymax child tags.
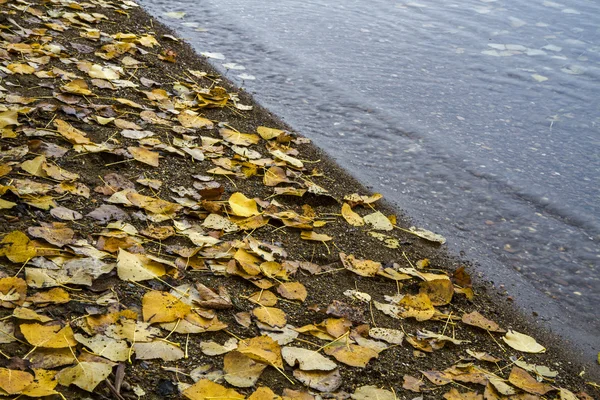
<box><xmin>141</xmin><ymin>3</ymin><xmax>600</xmax><ymax>374</ymax></box>
<box><xmin>0</xmin><ymin>0</ymin><xmax>597</xmax><ymax>398</ymax></box>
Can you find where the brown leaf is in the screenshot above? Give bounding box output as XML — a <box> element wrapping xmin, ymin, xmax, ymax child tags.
<box><xmin>277</xmin><ymin>282</ymin><xmax>307</xmax><ymax>302</ymax></box>
<box><xmin>237</xmin><ymin>335</ymin><xmax>283</xmax><ymax>369</ymax></box>
<box><xmin>223</xmin><ymin>351</ymin><xmax>268</xmax><ymax>388</ymax></box>
<box><xmin>508</xmin><ymin>367</ymin><xmax>554</xmax><ymax>395</ymax></box>
<box><xmin>461</xmin><ymin>311</ymin><xmax>506</xmax><ymax>332</ymax></box>
<box><xmin>419</xmin><ymin>279</ymin><xmax>454</xmax><ymax>306</ymax></box>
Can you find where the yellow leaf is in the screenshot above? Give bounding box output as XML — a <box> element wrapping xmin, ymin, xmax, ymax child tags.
<box><xmin>54</xmin><ymin>119</ymin><xmax>91</xmax><ymax>145</ymax></box>
<box><xmin>277</xmin><ymin>282</ymin><xmax>307</xmax><ymax>302</ymax></box>
<box><xmin>61</xmin><ymin>79</ymin><xmax>92</xmax><ymax>95</ymax></box>
<box><xmin>1</xmin><ymin>231</ymin><xmax>36</xmax><ymax>263</ymax></box>
<box><xmin>300</xmin><ymin>231</ymin><xmax>332</xmax><ymax>242</ymax></box>
<box><xmin>220</xmin><ymin>128</ymin><xmax>260</xmax><ymax>146</ymax></box>
<box><xmin>502</xmin><ymin>330</ymin><xmax>546</xmax><ymax>353</ymax></box>
<box><xmin>363</xmin><ymin>211</ymin><xmax>394</xmax><ymax>231</ymax></box>
<box><xmin>323</xmin><ymin>343</ymin><xmax>378</xmax><ymax>368</ymax></box>
<box><xmin>184</xmin><ymin>379</ymin><xmax>245</xmax><ymax>400</ymax></box>
<box><xmin>20</xmin><ymin>369</ymin><xmax>59</xmax><ymax>397</ymax></box>
<box><xmin>252</xmin><ymin>307</ymin><xmax>287</xmax><ymax>328</ymax></box>
<box><xmin>270</xmin><ymin>149</ymin><xmax>303</xmax><ymax>169</ymax></box>
<box><xmin>142</xmin><ymin>290</ymin><xmax>191</xmax><ymax>323</ymax></box>
<box><xmin>20</xmin><ymin>324</ymin><xmax>77</xmax><ymax>348</ymax></box>
<box><xmin>341</xmin><ymin>203</ymin><xmax>364</xmax><ymax>226</ymax></box>
<box><xmin>339</xmin><ymin>253</ymin><xmax>381</xmax><ymax>277</ymax></box>
<box><xmin>0</xmin><ymin>199</ymin><xmax>16</xmax><ymax>209</ymax></box>
<box><xmin>126</xmin><ymin>192</ymin><xmax>182</xmax><ymax>215</ymax></box>
<box><xmin>238</xmin><ymin>335</ymin><xmax>283</xmax><ymax>369</ymax></box>
<box><xmin>7</xmin><ymin>63</ymin><xmax>35</xmax><ymax>74</ymax></box>
<box><xmin>0</xmin><ymin>110</ymin><xmax>19</xmax><ymax>128</ymax></box>
<box><xmin>56</xmin><ymin>362</ymin><xmax>112</xmax><ymax>392</ymax></box>
<box><xmin>249</xmin><ymin>387</ymin><xmax>282</xmax><ymax>400</ymax></box>
<box><xmin>224</xmin><ymin>351</ymin><xmax>268</xmax><ymax>388</ymax></box>
<box><xmin>117</xmin><ymin>249</ymin><xmax>166</xmax><ymax>282</ymax></box>
<box><xmin>257</xmin><ymin>126</ymin><xmax>284</xmax><ymax>140</ymax></box>
<box><xmin>0</xmin><ymin>277</ymin><xmax>27</xmax><ymax>308</ymax></box>
<box><xmin>178</xmin><ymin>111</ymin><xmax>213</xmax><ymax>129</ymax></box>
<box><xmin>419</xmin><ymin>279</ymin><xmax>454</xmax><ymax>306</ymax></box>
<box><xmin>508</xmin><ymin>366</ymin><xmax>554</xmax><ymax>395</ymax></box>
<box><xmin>0</xmin><ymin>368</ymin><xmax>34</xmax><ymax>394</ymax></box>
<box><xmin>88</xmin><ymin>64</ymin><xmax>119</xmax><ymax>80</ymax></box>
<box><xmin>128</xmin><ymin>146</ymin><xmax>160</xmax><ymax>167</ymax></box>
<box><xmin>398</xmin><ymin>293</ymin><xmax>435</xmax><ymax>321</ymax></box>
<box><xmin>229</xmin><ymin>192</ymin><xmax>260</xmax><ymax>217</ymax></box>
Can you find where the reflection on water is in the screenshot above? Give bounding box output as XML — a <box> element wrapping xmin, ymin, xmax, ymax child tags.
<box><xmin>140</xmin><ymin>0</ymin><xmax>599</xmax><ymax>340</ymax></box>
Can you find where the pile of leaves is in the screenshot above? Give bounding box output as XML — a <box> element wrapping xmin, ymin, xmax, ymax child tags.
<box><xmin>0</xmin><ymin>0</ymin><xmax>597</xmax><ymax>398</ymax></box>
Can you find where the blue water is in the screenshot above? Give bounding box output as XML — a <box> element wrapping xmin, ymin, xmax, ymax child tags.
<box><xmin>141</xmin><ymin>0</ymin><xmax>600</xmax><ymax>357</ymax></box>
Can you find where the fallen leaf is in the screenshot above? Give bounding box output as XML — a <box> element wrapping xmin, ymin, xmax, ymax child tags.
<box><xmin>502</xmin><ymin>330</ymin><xmax>546</xmax><ymax>353</ymax></box>
<box><xmin>74</xmin><ymin>334</ymin><xmax>129</xmax><ymax>362</ymax></box>
<box><xmin>363</xmin><ymin>211</ymin><xmax>393</xmax><ymax>231</ymax></box>
<box><xmin>56</xmin><ymin>362</ymin><xmax>112</xmax><ymax>392</ymax></box>
<box><xmin>252</xmin><ymin>307</ymin><xmax>287</xmax><ymax>328</ymax></box>
<box><xmin>229</xmin><ymin>192</ymin><xmax>260</xmax><ymax>217</ymax></box>
<box><xmin>352</xmin><ymin>385</ymin><xmax>396</xmax><ymax>400</ymax></box>
<box><xmin>20</xmin><ymin>324</ymin><xmax>77</xmax><ymax>348</ymax></box>
<box><xmin>508</xmin><ymin>366</ymin><xmax>554</xmax><ymax>395</ymax></box>
<box><xmin>223</xmin><ymin>351</ymin><xmax>268</xmax><ymax>387</ymax></box>
<box><xmin>237</xmin><ymin>335</ymin><xmax>283</xmax><ymax>369</ymax></box>
<box><xmin>277</xmin><ymin>282</ymin><xmax>307</xmax><ymax>302</ymax></box>
<box><xmin>282</xmin><ymin>346</ymin><xmax>337</xmax><ymax>371</ymax></box>
<box><xmin>398</xmin><ymin>293</ymin><xmax>435</xmax><ymax>321</ymax></box>
<box><xmin>133</xmin><ymin>340</ymin><xmax>185</xmax><ymax>361</ymax></box>
<box><xmin>300</xmin><ymin>231</ymin><xmax>332</xmax><ymax>242</ymax></box>
<box><xmin>340</xmin><ymin>253</ymin><xmax>381</xmax><ymax>277</ymax></box>
<box><xmin>294</xmin><ymin>368</ymin><xmax>342</xmax><ymax>392</ymax></box>
<box><xmin>323</xmin><ymin>343</ymin><xmax>378</xmax><ymax>368</ymax></box>
<box><xmin>183</xmin><ymin>379</ymin><xmax>245</xmax><ymax>400</ymax></box>
<box><xmin>368</xmin><ymin>327</ymin><xmax>405</xmax><ymax>345</ymax></box>
<box><xmin>142</xmin><ymin>290</ymin><xmax>191</xmax><ymax>323</ymax></box>
<box><xmin>117</xmin><ymin>249</ymin><xmax>166</xmax><ymax>281</ymax></box>
<box><xmin>462</xmin><ymin>311</ymin><xmax>505</xmax><ymax>332</ymax></box>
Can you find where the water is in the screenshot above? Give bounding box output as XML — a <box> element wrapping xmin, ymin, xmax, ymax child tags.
<box><xmin>140</xmin><ymin>0</ymin><xmax>600</xmax><ymax>353</ymax></box>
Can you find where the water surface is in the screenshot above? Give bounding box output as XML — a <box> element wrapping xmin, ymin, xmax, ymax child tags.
<box><xmin>140</xmin><ymin>0</ymin><xmax>599</xmax><ymax>353</ymax></box>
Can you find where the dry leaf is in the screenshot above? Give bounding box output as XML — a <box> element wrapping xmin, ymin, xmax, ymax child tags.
<box><xmin>462</xmin><ymin>311</ymin><xmax>505</xmax><ymax>332</ymax></box>
<box><xmin>341</xmin><ymin>203</ymin><xmax>364</xmax><ymax>226</ymax></box>
<box><xmin>252</xmin><ymin>307</ymin><xmax>287</xmax><ymax>328</ymax></box>
<box><xmin>294</xmin><ymin>368</ymin><xmax>342</xmax><ymax>392</ymax></box>
<box><xmin>20</xmin><ymin>324</ymin><xmax>77</xmax><ymax>348</ymax></box>
<box><xmin>368</xmin><ymin>327</ymin><xmax>404</xmax><ymax>345</ymax></box>
<box><xmin>352</xmin><ymin>385</ymin><xmax>396</xmax><ymax>400</ymax></box>
<box><xmin>398</xmin><ymin>293</ymin><xmax>435</xmax><ymax>321</ymax></box>
<box><xmin>340</xmin><ymin>253</ymin><xmax>381</xmax><ymax>277</ymax></box>
<box><xmin>282</xmin><ymin>347</ymin><xmax>337</xmax><ymax>371</ymax></box>
<box><xmin>223</xmin><ymin>351</ymin><xmax>268</xmax><ymax>387</ymax></box>
<box><xmin>237</xmin><ymin>335</ymin><xmax>283</xmax><ymax>368</ymax></box>
<box><xmin>117</xmin><ymin>249</ymin><xmax>166</xmax><ymax>281</ymax></box>
<box><xmin>133</xmin><ymin>340</ymin><xmax>185</xmax><ymax>361</ymax></box>
<box><xmin>323</xmin><ymin>343</ymin><xmax>378</xmax><ymax>368</ymax></box>
<box><xmin>363</xmin><ymin>211</ymin><xmax>393</xmax><ymax>231</ymax></box>
<box><xmin>0</xmin><ymin>368</ymin><xmax>34</xmax><ymax>394</ymax></box>
<box><xmin>502</xmin><ymin>330</ymin><xmax>546</xmax><ymax>353</ymax></box>
<box><xmin>183</xmin><ymin>379</ymin><xmax>245</xmax><ymax>400</ymax></box>
<box><xmin>277</xmin><ymin>282</ymin><xmax>307</xmax><ymax>302</ymax></box>
<box><xmin>142</xmin><ymin>290</ymin><xmax>191</xmax><ymax>323</ymax></box>
<box><xmin>508</xmin><ymin>366</ymin><xmax>554</xmax><ymax>395</ymax></box>
<box><xmin>56</xmin><ymin>362</ymin><xmax>112</xmax><ymax>392</ymax></box>
<box><xmin>229</xmin><ymin>192</ymin><xmax>260</xmax><ymax>217</ymax></box>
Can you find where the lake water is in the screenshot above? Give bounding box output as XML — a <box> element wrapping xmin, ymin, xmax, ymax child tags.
<box><xmin>140</xmin><ymin>0</ymin><xmax>599</xmax><ymax>356</ymax></box>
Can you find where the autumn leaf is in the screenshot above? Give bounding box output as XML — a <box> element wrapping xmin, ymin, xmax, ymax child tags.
<box><xmin>183</xmin><ymin>379</ymin><xmax>245</xmax><ymax>400</ymax></box>
<box><xmin>142</xmin><ymin>290</ymin><xmax>191</xmax><ymax>323</ymax></box>
<box><xmin>56</xmin><ymin>362</ymin><xmax>112</xmax><ymax>392</ymax></box>
<box><xmin>502</xmin><ymin>330</ymin><xmax>546</xmax><ymax>353</ymax></box>
<box><xmin>229</xmin><ymin>192</ymin><xmax>260</xmax><ymax>217</ymax></box>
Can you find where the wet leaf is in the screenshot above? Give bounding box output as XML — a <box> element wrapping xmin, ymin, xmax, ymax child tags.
<box><xmin>277</xmin><ymin>282</ymin><xmax>307</xmax><ymax>301</ymax></box>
